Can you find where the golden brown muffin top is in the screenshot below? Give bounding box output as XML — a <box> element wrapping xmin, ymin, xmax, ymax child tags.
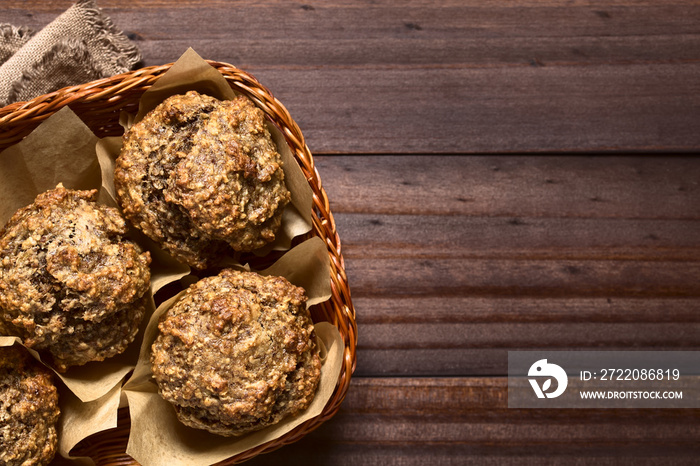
<box><xmin>151</xmin><ymin>269</ymin><xmax>321</xmax><ymax>437</ymax></box>
<box><xmin>0</xmin><ymin>186</ymin><xmax>151</xmax><ymax>371</ymax></box>
<box><xmin>115</xmin><ymin>91</ymin><xmax>291</xmax><ymax>269</ymax></box>
<box><xmin>0</xmin><ymin>345</ymin><xmax>60</xmax><ymax>466</ymax></box>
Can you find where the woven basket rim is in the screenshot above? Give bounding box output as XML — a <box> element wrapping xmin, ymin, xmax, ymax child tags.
<box><xmin>0</xmin><ymin>59</ymin><xmax>358</xmax><ymax>465</ymax></box>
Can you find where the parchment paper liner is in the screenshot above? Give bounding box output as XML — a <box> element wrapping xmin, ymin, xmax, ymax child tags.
<box><xmin>97</xmin><ymin>47</ymin><xmax>314</xmax><ymax>260</ymax></box>
<box><xmin>0</xmin><ymin>107</ymin><xmax>161</xmax><ymax>403</ymax></box>
<box><xmin>0</xmin><ymin>107</ymin><xmax>174</xmax><ymax>464</ymax></box>
<box><xmin>0</xmin><ymin>338</ymin><xmax>119</xmax><ymax>466</ymax></box>
<box><xmin>114</xmin><ymin>52</ymin><xmax>341</xmax><ymax>462</ymax></box>
<box><xmin>0</xmin><ymin>48</ymin><xmax>333</xmax><ymax>464</ymax></box>
<box><xmin>122</xmin><ymin>236</ymin><xmax>341</xmax><ymax>466</ymax></box>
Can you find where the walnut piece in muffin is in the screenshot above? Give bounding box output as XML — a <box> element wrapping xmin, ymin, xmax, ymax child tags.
<box><xmin>151</xmin><ymin>269</ymin><xmax>321</xmax><ymax>437</ymax></box>
<box><xmin>0</xmin><ymin>345</ymin><xmax>60</xmax><ymax>466</ymax></box>
<box><xmin>0</xmin><ymin>185</ymin><xmax>151</xmax><ymax>372</ymax></box>
<box><xmin>114</xmin><ymin>91</ymin><xmax>291</xmax><ymax>269</ymax></box>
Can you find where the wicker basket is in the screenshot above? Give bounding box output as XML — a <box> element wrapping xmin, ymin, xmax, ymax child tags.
<box><xmin>0</xmin><ymin>61</ymin><xmax>357</xmax><ymax>465</ymax></box>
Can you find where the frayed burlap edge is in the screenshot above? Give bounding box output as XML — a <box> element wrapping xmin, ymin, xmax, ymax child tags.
<box><xmin>0</xmin><ymin>0</ymin><xmax>141</xmax><ymax>106</ymax></box>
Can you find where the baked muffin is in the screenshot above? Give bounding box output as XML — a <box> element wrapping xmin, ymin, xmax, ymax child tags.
<box><xmin>151</xmin><ymin>269</ymin><xmax>321</xmax><ymax>437</ymax></box>
<box><xmin>0</xmin><ymin>186</ymin><xmax>151</xmax><ymax>372</ymax></box>
<box><xmin>114</xmin><ymin>91</ymin><xmax>291</xmax><ymax>269</ymax></box>
<box><xmin>0</xmin><ymin>345</ymin><xmax>60</xmax><ymax>466</ymax></box>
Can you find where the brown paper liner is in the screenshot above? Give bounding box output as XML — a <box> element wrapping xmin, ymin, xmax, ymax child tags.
<box><xmin>57</xmin><ymin>381</ymin><xmax>123</xmax><ymax>465</ymax></box>
<box><xmin>0</xmin><ymin>336</ymin><xmax>122</xmax><ymax>466</ymax></box>
<box><xmin>99</xmin><ymin>47</ymin><xmax>314</xmax><ymax>260</ymax></box>
<box><xmin>0</xmin><ymin>108</ymin><xmax>159</xmax><ymax>404</ymax></box>
<box><xmin>0</xmin><ymin>107</ymin><xmax>168</xmax><ymax>463</ymax></box>
<box><xmin>124</xmin><ymin>323</ymin><xmax>342</xmax><ymax>466</ymax></box>
<box><xmin>122</xmin><ymin>236</ymin><xmax>340</xmax><ymax>466</ymax></box>
<box><xmin>0</xmin><ymin>106</ymin><xmax>101</xmax><ymax>226</ymax></box>
<box><xmin>0</xmin><ymin>48</ymin><xmax>339</xmax><ymax>465</ymax></box>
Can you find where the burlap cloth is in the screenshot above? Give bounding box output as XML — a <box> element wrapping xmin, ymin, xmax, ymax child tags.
<box><xmin>0</xmin><ymin>0</ymin><xmax>140</xmax><ymax>107</ymax></box>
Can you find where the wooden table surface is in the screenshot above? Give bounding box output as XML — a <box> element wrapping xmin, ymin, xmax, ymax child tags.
<box><xmin>5</xmin><ymin>1</ymin><xmax>700</xmax><ymax>465</ymax></box>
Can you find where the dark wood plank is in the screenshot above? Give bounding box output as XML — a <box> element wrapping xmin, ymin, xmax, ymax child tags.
<box><xmin>347</xmin><ymin>257</ymin><xmax>700</xmax><ymax>299</ymax></box>
<box><xmin>337</xmin><ymin>214</ymin><xmax>700</xmax><ymax>262</ymax></box>
<box><xmin>3</xmin><ymin>1</ymin><xmax>700</xmax><ymax>153</ymax></box>
<box><xmin>357</xmin><ymin>326</ymin><xmax>700</xmax><ymax>375</ymax></box>
<box><xmin>315</xmin><ymin>155</ymin><xmax>700</xmax><ymax>217</ymax></box>
<box><xmin>242</xmin><ymin>377</ymin><xmax>700</xmax><ymax>465</ymax></box>
<box><xmin>311</xmin><ymin>155</ymin><xmax>700</xmax><ymax>375</ymax></box>
<box><xmin>351</xmin><ymin>260</ymin><xmax>700</xmax><ymax>376</ymax></box>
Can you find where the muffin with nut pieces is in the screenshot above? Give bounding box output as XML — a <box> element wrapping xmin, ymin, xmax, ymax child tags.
<box><xmin>0</xmin><ymin>185</ymin><xmax>151</xmax><ymax>372</ymax></box>
<box><xmin>0</xmin><ymin>345</ymin><xmax>60</xmax><ymax>466</ymax></box>
<box><xmin>151</xmin><ymin>269</ymin><xmax>321</xmax><ymax>437</ymax></box>
<box><xmin>114</xmin><ymin>91</ymin><xmax>291</xmax><ymax>269</ymax></box>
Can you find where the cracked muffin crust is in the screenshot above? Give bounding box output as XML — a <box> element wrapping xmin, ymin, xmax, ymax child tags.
<box><xmin>0</xmin><ymin>345</ymin><xmax>59</xmax><ymax>466</ymax></box>
<box><xmin>114</xmin><ymin>91</ymin><xmax>291</xmax><ymax>269</ymax></box>
<box><xmin>0</xmin><ymin>186</ymin><xmax>151</xmax><ymax>372</ymax></box>
<box><xmin>151</xmin><ymin>269</ymin><xmax>321</xmax><ymax>437</ymax></box>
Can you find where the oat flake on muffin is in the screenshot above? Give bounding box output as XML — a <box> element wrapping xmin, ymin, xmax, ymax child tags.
<box><xmin>151</xmin><ymin>269</ymin><xmax>321</xmax><ymax>437</ymax></box>
<box><xmin>114</xmin><ymin>91</ymin><xmax>291</xmax><ymax>269</ymax></box>
<box><xmin>0</xmin><ymin>185</ymin><xmax>151</xmax><ymax>372</ymax></box>
<box><xmin>0</xmin><ymin>345</ymin><xmax>59</xmax><ymax>466</ymax></box>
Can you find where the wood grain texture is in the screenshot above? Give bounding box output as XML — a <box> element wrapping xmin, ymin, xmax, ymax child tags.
<box><xmin>3</xmin><ymin>1</ymin><xmax>700</xmax><ymax>153</ymax></box>
<box><xmin>315</xmin><ymin>155</ymin><xmax>700</xmax><ymax>217</ymax></box>
<box><xmin>313</xmin><ymin>155</ymin><xmax>700</xmax><ymax>375</ymax></box>
<box><xmin>1</xmin><ymin>2</ymin><xmax>698</xmax><ymax>465</ymax></box>
<box><xmin>241</xmin><ymin>377</ymin><xmax>700</xmax><ymax>466</ymax></box>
